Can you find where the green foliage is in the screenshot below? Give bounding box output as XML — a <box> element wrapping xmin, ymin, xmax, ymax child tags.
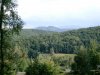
<box><xmin>38</xmin><ymin>54</ymin><xmax>75</xmax><ymax>74</ymax></box>
<box><xmin>0</xmin><ymin>0</ymin><xmax>23</xmax><ymax>75</ymax></box>
<box><xmin>17</xmin><ymin>57</ymin><xmax>29</xmax><ymax>72</ymax></box>
<box><xmin>16</xmin><ymin>26</ymin><xmax>100</xmax><ymax>54</ymax></box>
<box><xmin>28</xmin><ymin>49</ymin><xmax>39</xmax><ymax>59</ymax></box>
<box><xmin>71</xmin><ymin>40</ymin><xmax>100</xmax><ymax>75</ymax></box>
<box><xmin>74</xmin><ymin>46</ymin><xmax>90</xmax><ymax>74</ymax></box>
<box><xmin>9</xmin><ymin>25</ymin><xmax>100</xmax><ymax>75</ymax></box>
<box><xmin>26</xmin><ymin>60</ymin><xmax>60</xmax><ymax>75</ymax></box>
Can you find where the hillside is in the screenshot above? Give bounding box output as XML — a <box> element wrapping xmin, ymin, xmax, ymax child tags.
<box><xmin>17</xmin><ymin>26</ymin><xmax>100</xmax><ymax>54</ymax></box>
<box><xmin>35</xmin><ymin>26</ymin><xmax>69</xmax><ymax>32</ymax></box>
<box><xmin>19</xmin><ymin>29</ymin><xmax>57</xmax><ymax>38</ymax></box>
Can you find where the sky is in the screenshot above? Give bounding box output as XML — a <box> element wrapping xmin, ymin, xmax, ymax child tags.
<box><xmin>18</xmin><ymin>0</ymin><xmax>100</xmax><ymax>29</ymax></box>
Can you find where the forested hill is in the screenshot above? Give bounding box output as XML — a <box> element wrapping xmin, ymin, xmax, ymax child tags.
<box><xmin>17</xmin><ymin>26</ymin><xmax>100</xmax><ymax>54</ymax></box>
<box><xmin>19</xmin><ymin>29</ymin><xmax>57</xmax><ymax>37</ymax></box>
<box><xmin>35</xmin><ymin>26</ymin><xmax>67</xmax><ymax>32</ymax></box>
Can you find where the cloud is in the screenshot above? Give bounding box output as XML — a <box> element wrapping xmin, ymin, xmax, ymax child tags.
<box><xmin>17</xmin><ymin>0</ymin><xmax>100</xmax><ymax>28</ymax></box>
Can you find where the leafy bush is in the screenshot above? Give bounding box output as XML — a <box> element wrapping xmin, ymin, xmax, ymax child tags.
<box><xmin>26</xmin><ymin>60</ymin><xmax>60</xmax><ymax>75</ymax></box>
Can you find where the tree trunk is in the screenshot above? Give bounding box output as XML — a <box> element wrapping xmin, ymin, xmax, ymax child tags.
<box><xmin>0</xmin><ymin>0</ymin><xmax>4</xmax><ymax>75</ymax></box>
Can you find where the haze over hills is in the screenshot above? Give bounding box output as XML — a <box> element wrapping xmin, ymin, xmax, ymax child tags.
<box><xmin>35</xmin><ymin>26</ymin><xmax>74</xmax><ymax>32</ymax></box>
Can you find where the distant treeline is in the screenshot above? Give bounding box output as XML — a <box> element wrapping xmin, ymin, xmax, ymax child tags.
<box><xmin>15</xmin><ymin>26</ymin><xmax>100</xmax><ymax>54</ymax></box>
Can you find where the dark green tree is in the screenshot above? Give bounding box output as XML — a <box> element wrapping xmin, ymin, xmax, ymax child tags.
<box><xmin>71</xmin><ymin>40</ymin><xmax>100</xmax><ymax>75</ymax></box>
<box><xmin>71</xmin><ymin>46</ymin><xmax>90</xmax><ymax>75</ymax></box>
<box><xmin>0</xmin><ymin>0</ymin><xmax>23</xmax><ymax>75</ymax></box>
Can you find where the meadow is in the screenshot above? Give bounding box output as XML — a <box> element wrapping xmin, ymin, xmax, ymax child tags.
<box><xmin>38</xmin><ymin>54</ymin><xmax>76</xmax><ymax>75</ymax></box>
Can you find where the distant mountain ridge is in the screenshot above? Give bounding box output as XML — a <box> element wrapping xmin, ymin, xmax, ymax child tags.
<box><xmin>35</xmin><ymin>26</ymin><xmax>71</xmax><ymax>32</ymax></box>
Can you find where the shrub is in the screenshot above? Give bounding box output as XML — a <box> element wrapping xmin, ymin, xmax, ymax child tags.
<box><xmin>26</xmin><ymin>60</ymin><xmax>60</xmax><ymax>75</ymax></box>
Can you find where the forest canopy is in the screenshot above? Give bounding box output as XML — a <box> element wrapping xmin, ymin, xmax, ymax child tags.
<box><xmin>15</xmin><ymin>26</ymin><xmax>100</xmax><ymax>54</ymax></box>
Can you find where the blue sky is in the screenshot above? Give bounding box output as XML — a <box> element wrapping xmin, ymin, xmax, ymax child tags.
<box><xmin>18</xmin><ymin>0</ymin><xmax>100</xmax><ymax>29</ymax></box>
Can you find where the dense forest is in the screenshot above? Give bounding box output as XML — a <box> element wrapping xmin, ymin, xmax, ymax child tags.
<box><xmin>1</xmin><ymin>0</ymin><xmax>100</xmax><ymax>75</ymax></box>
<box><xmin>1</xmin><ymin>25</ymin><xmax>100</xmax><ymax>75</ymax></box>
<box><xmin>12</xmin><ymin>26</ymin><xmax>100</xmax><ymax>75</ymax></box>
<box><xmin>16</xmin><ymin>26</ymin><xmax>100</xmax><ymax>54</ymax></box>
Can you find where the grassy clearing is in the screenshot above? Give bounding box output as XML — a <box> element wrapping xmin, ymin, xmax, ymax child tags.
<box><xmin>38</xmin><ymin>53</ymin><xmax>76</xmax><ymax>74</ymax></box>
<box><xmin>38</xmin><ymin>53</ymin><xmax>76</xmax><ymax>63</ymax></box>
<box><xmin>39</xmin><ymin>53</ymin><xmax>76</xmax><ymax>59</ymax></box>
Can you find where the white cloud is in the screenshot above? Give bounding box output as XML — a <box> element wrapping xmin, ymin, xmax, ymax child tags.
<box><xmin>18</xmin><ymin>0</ymin><xmax>100</xmax><ymax>19</ymax></box>
<box><xmin>17</xmin><ymin>0</ymin><xmax>100</xmax><ymax>28</ymax></box>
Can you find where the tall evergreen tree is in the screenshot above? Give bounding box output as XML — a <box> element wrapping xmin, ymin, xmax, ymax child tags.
<box><xmin>0</xmin><ymin>0</ymin><xmax>23</xmax><ymax>75</ymax></box>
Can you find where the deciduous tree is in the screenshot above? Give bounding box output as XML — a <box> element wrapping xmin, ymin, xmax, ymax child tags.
<box><xmin>0</xmin><ymin>0</ymin><xmax>23</xmax><ymax>75</ymax></box>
